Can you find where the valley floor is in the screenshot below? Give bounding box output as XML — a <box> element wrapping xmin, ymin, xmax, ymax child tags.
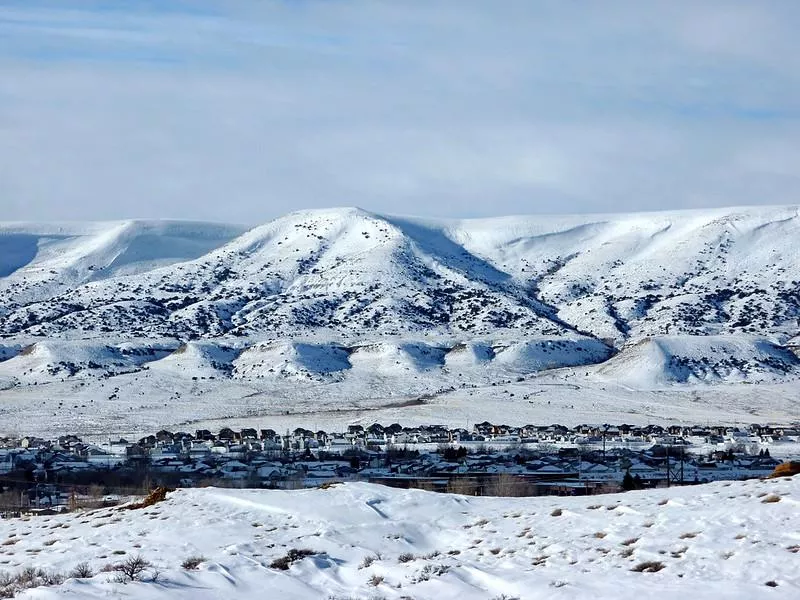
<box><xmin>1</xmin><ymin>366</ymin><xmax>798</xmax><ymax>441</ymax></box>
<box><xmin>3</xmin><ymin>477</ymin><xmax>798</xmax><ymax>599</ymax></box>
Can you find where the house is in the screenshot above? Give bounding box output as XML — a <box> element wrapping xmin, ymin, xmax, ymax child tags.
<box><xmin>260</xmin><ymin>429</ymin><xmax>278</xmax><ymax>441</ymax></box>
<box><xmin>218</xmin><ymin>460</ymin><xmax>250</xmax><ymax>480</ymax></box>
<box><xmin>241</xmin><ymin>428</ymin><xmax>258</xmax><ymax>440</ymax></box>
<box><xmin>218</xmin><ymin>428</ymin><xmax>236</xmax><ymax>441</ymax></box>
<box><xmin>104</xmin><ymin>439</ymin><xmax>130</xmax><ymax>456</ymax></box>
<box><xmin>155</xmin><ymin>430</ymin><xmax>174</xmax><ymax>443</ymax></box>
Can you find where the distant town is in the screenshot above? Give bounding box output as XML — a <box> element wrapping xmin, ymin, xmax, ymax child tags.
<box><xmin>2</xmin><ymin>421</ymin><xmax>798</xmax><ymax>515</ymax></box>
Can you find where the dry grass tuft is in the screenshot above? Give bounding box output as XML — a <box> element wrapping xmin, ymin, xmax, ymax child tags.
<box><xmin>768</xmin><ymin>461</ymin><xmax>800</xmax><ymax>478</ymax></box>
<box><xmin>631</xmin><ymin>561</ymin><xmax>665</xmax><ymax>573</ymax></box>
<box><xmin>621</xmin><ymin>537</ymin><xmax>639</xmax><ymax>546</ymax></box>
<box><xmin>124</xmin><ymin>487</ymin><xmax>171</xmax><ymax>511</ymax></box>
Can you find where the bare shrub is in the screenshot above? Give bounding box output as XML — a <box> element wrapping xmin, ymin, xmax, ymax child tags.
<box><xmin>40</xmin><ymin>571</ymin><xmax>64</xmax><ymax>586</ymax></box>
<box><xmin>0</xmin><ymin>567</ymin><xmax>66</xmax><ymax>597</ymax></box>
<box><xmin>368</xmin><ymin>573</ymin><xmax>384</xmax><ymax>586</ymax></box>
<box><xmin>359</xmin><ymin>554</ymin><xmax>378</xmax><ymax>569</ymax></box>
<box><xmin>181</xmin><ymin>555</ymin><xmax>206</xmax><ymax>570</ymax></box>
<box><xmin>398</xmin><ymin>553</ymin><xmax>415</xmax><ymax>563</ymax></box>
<box><xmin>270</xmin><ymin>549</ymin><xmax>316</xmax><ymax>570</ymax></box>
<box><xmin>114</xmin><ymin>555</ymin><xmax>152</xmax><ymax>582</ymax></box>
<box><xmin>69</xmin><ymin>562</ymin><xmax>94</xmax><ymax>579</ymax></box>
<box><xmin>412</xmin><ymin>564</ymin><xmax>450</xmax><ymax>582</ymax></box>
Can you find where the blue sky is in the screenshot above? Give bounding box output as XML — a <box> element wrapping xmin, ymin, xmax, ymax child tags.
<box><xmin>1</xmin><ymin>1</ymin><xmax>799</xmax><ymax>223</ymax></box>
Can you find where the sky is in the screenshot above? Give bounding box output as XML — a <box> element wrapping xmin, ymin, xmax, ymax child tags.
<box><xmin>1</xmin><ymin>0</ymin><xmax>799</xmax><ymax>224</ymax></box>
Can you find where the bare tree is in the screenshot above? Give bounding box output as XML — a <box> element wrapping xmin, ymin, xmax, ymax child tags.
<box><xmin>484</xmin><ymin>473</ymin><xmax>531</xmax><ymax>497</ymax></box>
<box><xmin>446</xmin><ymin>477</ymin><xmax>478</xmax><ymax>496</ymax></box>
<box><xmin>114</xmin><ymin>556</ymin><xmax>151</xmax><ymax>582</ymax></box>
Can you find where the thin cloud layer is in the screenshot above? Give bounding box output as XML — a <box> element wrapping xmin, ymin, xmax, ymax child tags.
<box><xmin>1</xmin><ymin>0</ymin><xmax>799</xmax><ymax>223</ymax></box>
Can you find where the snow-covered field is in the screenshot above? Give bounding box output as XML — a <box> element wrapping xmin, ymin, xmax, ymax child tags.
<box><xmin>4</xmin><ymin>477</ymin><xmax>798</xmax><ymax>599</ymax></box>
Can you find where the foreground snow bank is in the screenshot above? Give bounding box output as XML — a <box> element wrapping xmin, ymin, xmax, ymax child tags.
<box><xmin>7</xmin><ymin>477</ymin><xmax>798</xmax><ymax>599</ymax></box>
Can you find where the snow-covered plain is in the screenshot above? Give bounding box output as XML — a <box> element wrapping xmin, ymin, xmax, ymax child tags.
<box><xmin>0</xmin><ymin>206</ymin><xmax>799</xmax><ymax>437</ymax></box>
<box><xmin>0</xmin><ymin>351</ymin><xmax>799</xmax><ymax>441</ymax></box>
<box><xmin>4</xmin><ymin>477</ymin><xmax>798</xmax><ymax>599</ymax></box>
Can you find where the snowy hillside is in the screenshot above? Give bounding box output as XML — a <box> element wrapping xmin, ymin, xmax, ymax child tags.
<box><xmin>4</xmin><ymin>478</ymin><xmax>799</xmax><ymax>599</ymax></box>
<box><xmin>598</xmin><ymin>336</ymin><xmax>800</xmax><ymax>386</ymax></box>
<box><xmin>0</xmin><ymin>340</ymin><xmax>176</xmax><ymax>384</ymax></box>
<box><xmin>0</xmin><ymin>220</ymin><xmax>245</xmax><ymax>309</ymax></box>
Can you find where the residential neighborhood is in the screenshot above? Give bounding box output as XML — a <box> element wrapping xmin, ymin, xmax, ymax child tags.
<box><xmin>1</xmin><ymin>421</ymin><xmax>796</xmax><ymax>515</ymax></box>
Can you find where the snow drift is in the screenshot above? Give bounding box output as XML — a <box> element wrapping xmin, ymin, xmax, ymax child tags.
<box><xmin>1</xmin><ymin>478</ymin><xmax>798</xmax><ymax>599</ymax></box>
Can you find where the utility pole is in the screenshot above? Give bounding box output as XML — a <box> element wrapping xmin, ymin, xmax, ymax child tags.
<box><xmin>665</xmin><ymin>441</ymin><xmax>686</xmax><ymax>488</ymax></box>
<box><xmin>602</xmin><ymin>424</ymin><xmax>609</xmax><ymax>463</ymax></box>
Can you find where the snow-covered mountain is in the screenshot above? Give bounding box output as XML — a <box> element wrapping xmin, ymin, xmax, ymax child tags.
<box><xmin>2</xmin><ymin>206</ymin><xmax>797</xmax><ymax>343</ymax></box>
<box><xmin>0</xmin><ymin>206</ymin><xmax>799</xmax><ymax>435</ymax></box>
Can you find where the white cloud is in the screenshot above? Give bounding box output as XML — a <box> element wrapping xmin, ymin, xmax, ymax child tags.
<box><xmin>0</xmin><ymin>0</ymin><xmax>799</xmax><ymax>223</ymax></box>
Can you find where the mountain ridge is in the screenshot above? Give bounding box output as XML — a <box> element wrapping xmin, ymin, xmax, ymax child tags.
<box><xmin>1</xmin><ymin>205</ymin><xmax>797</xmax><ymax>343</ymax></box>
